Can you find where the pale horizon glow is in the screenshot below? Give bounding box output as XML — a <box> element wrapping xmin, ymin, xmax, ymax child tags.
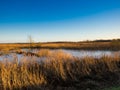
<box><xmin>0</xmin><ymin>0</ymin><xmax>120</xmax><ymax>43</ymax></box>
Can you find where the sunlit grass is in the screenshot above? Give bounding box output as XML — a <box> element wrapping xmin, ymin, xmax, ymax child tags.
<box><xmin>0</xmin><ymin>49</ymin><xmax>120</xmax><ymax>89</ymax></box>
<box><xmin>0</xmin><ymin>39</ymin><xmax>120</xmax><ymax>51</ymax></box>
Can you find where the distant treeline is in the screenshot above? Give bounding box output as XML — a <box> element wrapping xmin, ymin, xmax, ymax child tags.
<box><xmin>0</xmin><ymin>39</ymin><xmax>120</xmax><ymax>51</ymax></box>
<box><xmin>93</xmin><ymin>39</ymin><xmax>120</xmax><ymax>42</ymax></box>
<box><xmin>0</xmin><ymin>39</ymin><xmax>120</xmax><ymax>44</ymax></box>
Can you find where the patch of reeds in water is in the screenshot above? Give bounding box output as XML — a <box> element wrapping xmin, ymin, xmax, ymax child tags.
<box><xmin>0</xmin><ymin>49</ymin><xmax>120</xmax><ymax>90</ymax></box>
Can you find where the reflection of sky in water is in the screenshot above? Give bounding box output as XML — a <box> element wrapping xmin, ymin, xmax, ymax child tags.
<box><xmin>0</xmin><ymin>53</ymin><xmax>46</xmax><ymax>63</ymax></box>
<box><xmin>61</xmin><ymin>50</ymin><xmax>120</xmax><ymax>58</ymax></box>
<box><xmin>0</xmin><ymin>49</ymin><xmax>120</xmax><ymax>61</ymax></box>
<box><xmin>0</xmin><ymin>54</ymin><xmax>23</xmax><ymax>61</ymax></box>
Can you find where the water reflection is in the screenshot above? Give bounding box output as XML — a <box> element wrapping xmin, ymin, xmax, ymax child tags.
<box><xmin>0</xmin><ymin>49</ymin><xmax>120</xmax><ymax>61</ymax></box>
<box><xmin>61</xmin><ymin>49</ymin><xmax>120</xmax><ymax>58</ymax></box>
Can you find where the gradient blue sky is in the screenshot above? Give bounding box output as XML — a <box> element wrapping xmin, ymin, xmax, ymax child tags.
<box><xmin>0</xmin><ymin>0</ymin><xmax>120</xmax><ymax>43</ymax></box>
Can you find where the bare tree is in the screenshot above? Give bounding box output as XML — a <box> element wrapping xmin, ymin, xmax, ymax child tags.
<box><xmin>28</xmin><ymin>35</ymin><xmax>34</xmax><ymax>51</ymax></box>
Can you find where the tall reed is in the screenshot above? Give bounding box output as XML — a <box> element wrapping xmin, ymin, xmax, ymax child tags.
<box><xmin>0</xmin><ymin>49</ymin><xmax>119</xmax><ymax>90</ymax></box>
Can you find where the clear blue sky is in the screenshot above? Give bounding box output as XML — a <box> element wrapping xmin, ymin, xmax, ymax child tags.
<box><xmin>0</xmin><ymin>0</ymin><xmax>120</xmax><ymax>43</ymax></box>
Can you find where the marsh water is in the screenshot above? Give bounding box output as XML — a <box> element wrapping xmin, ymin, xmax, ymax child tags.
<box><xmin>0</xmin><ymin>49</ymin><xmax>120</xmax><ymax>61</ymax></box>
<box><xmin>62</xmin><ymin>49</ymin><xmax>120</xmax><ymax>58</ymax></box>
<box><xmin>21</xmin><ymin>49</ymin><xmax>120</xmax><ymax>58</ymax></box>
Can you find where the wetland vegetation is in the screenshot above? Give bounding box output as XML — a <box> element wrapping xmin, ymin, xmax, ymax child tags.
<box><xmin>0</xmin><ymin>39</ymin><xmax>120</xmax><ymax>90</ymax></box>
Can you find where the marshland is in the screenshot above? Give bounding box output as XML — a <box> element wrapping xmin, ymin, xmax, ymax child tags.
<box><xmin>0</xmin><ymin>40</ymin><xmax>120</xmax><ymax>90</ymax></box>
<box><xmin>0</xmin><ymin>0</ymin><xmax>120</xmax><ymax>90</ymax></box>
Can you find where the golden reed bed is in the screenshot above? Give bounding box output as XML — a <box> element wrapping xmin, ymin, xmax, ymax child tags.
<box><xmin>0</xmin><ymin>49</ymin><xmax>120</xmax><ymax>90</ymax></box>
<box><xmin>0</xmin><ymin>39</ymin><xmax>120</xmax><ymax>52</ymax></box>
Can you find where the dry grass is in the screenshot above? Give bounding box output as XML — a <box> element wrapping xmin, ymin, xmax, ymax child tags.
<box><xmin>0</xmin><ymin>49</ymin><xmax>120</xmax><ymax>90</ymax></box>
<box><xmin>0</xmin><ymin>39</ymin><xmax>120</xmax><ymax>51</ymax></box>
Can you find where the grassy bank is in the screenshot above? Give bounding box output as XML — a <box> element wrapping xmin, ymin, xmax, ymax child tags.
<box><xmin>103</xmin><ymin>86</ymin><xmax>120</xmax><ymax>90</ymax></box>
<box><xmin>0</xmin><ymin>39</ymin><xmax>120</xmax><ymax>51</ymax></box>
<box><xmin>0</xmin><ymin>49</ymin><xmax>120</xmax><ymax>90</ymax></box>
